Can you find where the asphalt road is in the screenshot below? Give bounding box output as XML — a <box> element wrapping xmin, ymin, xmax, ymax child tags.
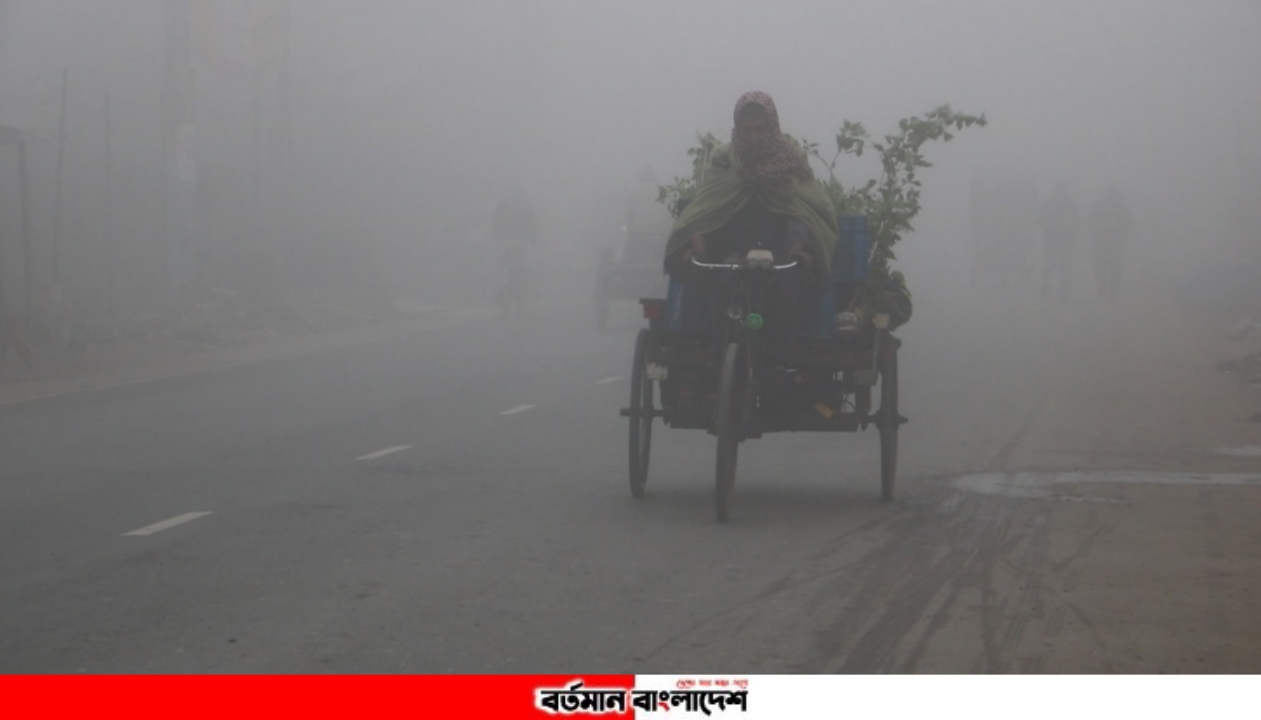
<box><xmin>2</xmin><ymin>284</ymin><xmax>1259</xmax><ymax>673</ymax></box>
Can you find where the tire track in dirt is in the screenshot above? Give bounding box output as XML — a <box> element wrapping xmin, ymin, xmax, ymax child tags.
<box><xmin>991</xmin><ymin>509</ymin><xmax>1051</xmax><ymax>671</ymax></box>
<box><xmin>828</xmin><ymin>496</ymin><xmax>1085</xmax><ymax>673</ymax></box>
<box><xmin>1198</xmin><ymin>488</ymin><xmax>1229</xmax><ymax>637</ymax></box>
<box><xmin>897</xmin><ymin>503</ymin><xmax>1023</xmax><ymax>673</ymax></box>
<box><xmin>1051</xmin><ymin>508</ymin><xmax>1115</xmax><ymax>576</ymax></box>
<box><xmin>812</xmin><ymin>496</ymin><xmax>1015</xmax><ymax>672</ymax></box>
<box><xmin>810</xmin><ymin>378</ymin><xmax>1112</xmax><ymax>673</ymax></box>
<box><xmin>987</xmin><ymin>388</ymin><xmax>1055</xmax><ymax>472</ymax></box>
<box><xmin>1062</xmin><ymin>598</ymin><xmax>1115</xmax><ymax>673</ymax></box>
<box><xmin>639</xmin><ymin>374</ymin><xmax>1097</xmax><ymax>674</ymax></box>
<box><xmin>971</xmin><ymin>509</ymin><xmax>1022</xmax><ymax>673</ymax></box>
<box><xmin>636</xmin><ymin>512</ymin><xmax>903</xmax><ymax>666</ymax></box>
<box><xmin>1035</xmin><ymin>508</ymin><xmax>1116</xmax><ymax>668</ymax></box>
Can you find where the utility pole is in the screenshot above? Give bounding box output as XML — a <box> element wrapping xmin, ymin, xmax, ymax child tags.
<box><xmin>1235</xmin><ymin>104</ymin><xmax>1251</xmax><ymax>262</ymax></box>
<box><xmin>18</xmin><ymin>138</ymin><xmax>33</xmax><ymax>330</ymax></box>
<box><xmin>159</xmin><ymin>88</ymin><xmax>169</xmax><ymax>308</ymax></box>
<box><xmin>250</xmin><ymin>51</ymin><xmax>262</xmax><ymax>258</ymax></box>
<box><xmin>51</xmin><ymin>69</ymin><xmax>68</xmax><ymax>281</ymax></box>
<box><xmin>279</xmin><ymin>0</ymin><xmax>293</xmax><ymax>305</ymax></box>
<box><xmin>164</xmin><ymin>0</ymin><xmax>197</xmax><ymax>302</ymax></box>
<box><xmin>104</xmin><ymin>92</ymin><xmax>115</xmax><ymax>317</ymax></box>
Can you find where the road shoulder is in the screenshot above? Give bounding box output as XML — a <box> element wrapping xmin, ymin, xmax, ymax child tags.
<box><xmin>0</xmin><ymin>304</ymin><xmax>495</xmax><ymax>407</ymax></box>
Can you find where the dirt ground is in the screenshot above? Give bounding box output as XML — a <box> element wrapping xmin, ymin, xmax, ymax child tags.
<box><xmin>896</xmin><ymin>280</ymin><xmax>1261</xmax><ymax>673</ymax></box>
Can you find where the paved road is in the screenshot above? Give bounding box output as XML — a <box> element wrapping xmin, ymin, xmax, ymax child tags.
<box><xmin>2</xmin><ymin>285</ymin><xmax>1259</xmax><ymax>673</ymax></box>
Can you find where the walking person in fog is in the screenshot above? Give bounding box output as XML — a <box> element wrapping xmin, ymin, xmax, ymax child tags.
<box><xmin>1037</xmin><ymin>182</ymin><xmax>1082</xmax><ymax>301</ymax></box>
<box><xmin>1087</xmin><ymin>187</ymin><xmax>1134</xmax><ymax>302</ymax></box>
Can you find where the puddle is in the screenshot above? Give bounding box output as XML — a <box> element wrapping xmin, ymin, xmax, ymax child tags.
<box><xmin>953</xmin><ymin>471</ymin><xmax>1261</xmax><ymax>500</ymax></box>
<box><xmin>1208</xmin><ymin>446</ymin><xmax>1261</xmax><ymax>458</ymax></box>
<box><xmin>1050</xmin><ymin>494</ymin><xmax>1129</xmax><ymax>505</ymax></box>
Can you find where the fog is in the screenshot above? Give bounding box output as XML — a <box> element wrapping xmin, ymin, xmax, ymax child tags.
<box><xmin>1</xmin><ymin>0</ymin><xmax>1259</xmax><ymax>324</ymax></box>
<box><xmin>5</xmin><ymin>1</ymin><xmax>1261</xmax><ymax>678</ymax></box>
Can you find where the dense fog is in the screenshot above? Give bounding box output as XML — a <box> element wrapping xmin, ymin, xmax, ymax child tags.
<box><xmin>5</xmin><ymin>1</ymin><xmax>1261</xmax><ymax>679</ymax></box>
<box><xmin>1</xmin><ymin>0</ymin><xmax>1258</xmax><ymax>322</ymax></box>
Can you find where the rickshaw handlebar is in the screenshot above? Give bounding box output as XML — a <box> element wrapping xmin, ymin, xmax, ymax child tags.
<box><xmin>690</xmin><ymin>258</ymin><xmax>799</xmax><ymax>271</ymax></box>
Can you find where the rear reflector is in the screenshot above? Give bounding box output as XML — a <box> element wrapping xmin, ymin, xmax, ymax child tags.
<box><xmin>640</xmin><ymin>299</ymin><xmax>666</xmax><ymax>320</ymax></box>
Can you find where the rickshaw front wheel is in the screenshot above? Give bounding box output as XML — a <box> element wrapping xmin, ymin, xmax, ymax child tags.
<box><xmin>714</xmin><ymin>342</ymin><xmax>742</xmax><ymax>522</ymax></box>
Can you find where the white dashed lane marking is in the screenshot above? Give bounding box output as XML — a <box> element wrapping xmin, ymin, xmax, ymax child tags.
<box><xmin>500</xmin><ymin>404</ymin><xmax>536</xmax><ymax>416</ymax></box>
<box><xmin>356</xmin><ymin>445</ymin><xmax>413</xmax><ymax>461</ymax></box>
<box><xmin>596</xmin><ymin>376</ymin><xmax>622</xmax><ymax>385</ymax></box>
<box><xmin>123</xmin><ymin>512</ymin><xmax>212</xmax><ymax>537</ymax></box>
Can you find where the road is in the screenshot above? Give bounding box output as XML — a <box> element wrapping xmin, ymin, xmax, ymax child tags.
<box><xmin>1</xmin><ymin>281</ymin><xmax>1259</xmax><ymax>673</ymax></box>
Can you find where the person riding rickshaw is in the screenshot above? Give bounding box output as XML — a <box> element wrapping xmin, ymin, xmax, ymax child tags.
<box><xmin>663</xmin><ymin>91</ymin><xmax>840</xmax><ymax>347</ymax></box>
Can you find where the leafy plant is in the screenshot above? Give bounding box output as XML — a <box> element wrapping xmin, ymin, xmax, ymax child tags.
<box><xmin>805</xmin><ymin>105</ymin><xmax>986</xmax><ymax>279</ymax></box>
<box><xmin>658</xmin><ymin>105</ymin><xmax>986</xmax><ymax>284</ymax></box>
<box><xmin>655</xmin><ymin>131</ymin><xmax>722</xmax><ymax>217</ymax></box>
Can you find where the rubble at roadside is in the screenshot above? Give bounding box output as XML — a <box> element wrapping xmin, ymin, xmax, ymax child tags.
<box><xmin>1176</xmin><ymin>256</ymin><xmax>1261</xmax><ymax>423</ymax></box>
<box><xmin>1218</xmin><ymin>346</ymin><xmax>1261</xmax><ymax>423</ymax></box>
<box><xmin>1217</xmin><ymin>350</ymin><xmax>1261</xmax><ymax>385</ymax></box>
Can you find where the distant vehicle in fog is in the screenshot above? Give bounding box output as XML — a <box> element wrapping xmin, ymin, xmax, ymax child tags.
<box><xmin>593</xmin><ymin>167</ymin><xmax>672</xmax><ymax>329</ymax></box>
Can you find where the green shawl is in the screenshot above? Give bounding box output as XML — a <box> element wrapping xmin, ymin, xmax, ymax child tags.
<box><xmin>664</xmin><ymin>140</ymin><xmax>838</xmax><ymax>280</ymax></box>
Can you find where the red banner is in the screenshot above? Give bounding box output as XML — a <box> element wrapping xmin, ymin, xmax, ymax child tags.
<box><xmin>1</xmin><ymin>675</ymin><xmax>637</xmax><ymax>719</ymax></box>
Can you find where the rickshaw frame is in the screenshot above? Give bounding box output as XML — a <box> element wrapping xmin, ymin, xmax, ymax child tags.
<box><xmin>621</xmin><ymin>250</ymin><xmax>902</xmax><ymax>523</ymax></box>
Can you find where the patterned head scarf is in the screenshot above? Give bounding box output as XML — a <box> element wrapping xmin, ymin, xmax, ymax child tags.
<box><xmin>731</xmin><ymin>91</ymin><xmax>814</xmax><ymax>186</ymax></box>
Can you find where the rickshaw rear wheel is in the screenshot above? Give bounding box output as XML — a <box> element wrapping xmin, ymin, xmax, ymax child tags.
<box><xmin>629</xmin><ymin>329</ymin><xmax>653</xmax><ymax>497</ymax></box>
<box><xmin>878</xmin><ymin>343</ymin><xmax>899</xmax><ymax>502</ymax></box>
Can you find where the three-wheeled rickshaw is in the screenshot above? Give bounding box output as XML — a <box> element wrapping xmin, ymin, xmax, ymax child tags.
<box><xmin>620</xmin><ymin>216</ymin><xmax>907</xmax><ymax>522</ymax></box>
